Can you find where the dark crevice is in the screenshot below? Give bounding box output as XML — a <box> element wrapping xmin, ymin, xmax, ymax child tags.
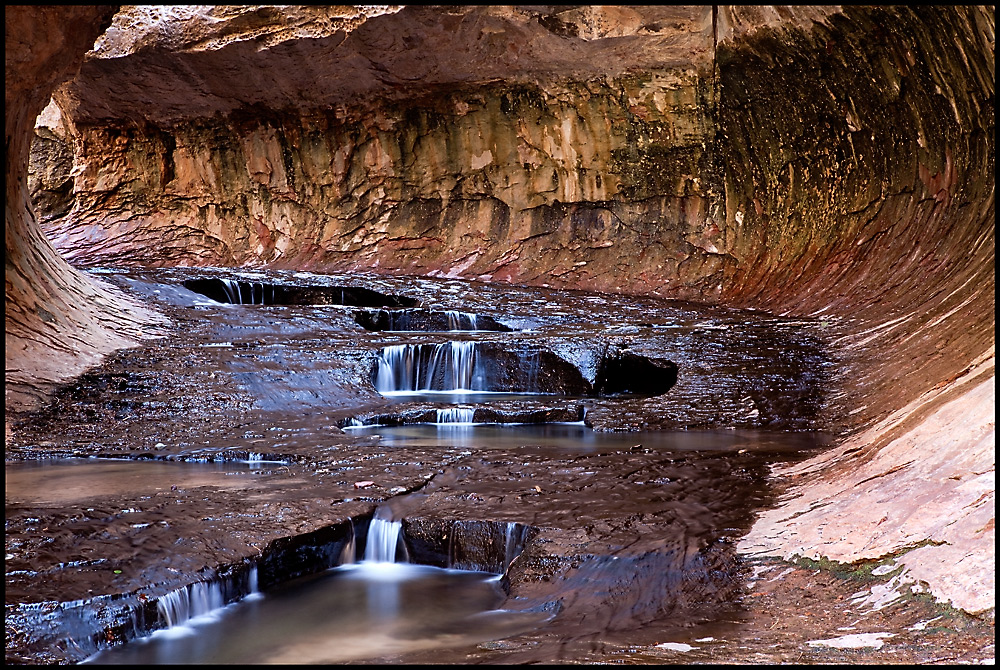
<box><xmin>182</xmin><ymin>278</ymin><xmax>419</xmax><ymax>307</ymax></box>
<box><xmin>354</xmin><ymin>308</ymin><xmax>513</xmax><ymax>332</ymax></box>
<box><xmin>594</xmin><ymin>351</ymin><xmax>679</xmax><ymax>397</ymax></box>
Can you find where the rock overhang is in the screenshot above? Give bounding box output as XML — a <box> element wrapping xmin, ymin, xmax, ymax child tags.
<box><xmin>57</xmin><ymin>5</ymin><xmax>720</xmax><ymax>126</ymax></box>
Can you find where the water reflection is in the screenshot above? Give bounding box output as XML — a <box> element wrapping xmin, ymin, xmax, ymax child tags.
<box><xmin>344</xmin><ymin>422</ymin><xmax>832</xmax><ymax>455</ymax></box>
<box><xmin>380</xmin><ymin>390</ymin><xmax>577</xmax><ymax>403</ymax></box>
<box><xmin>84</xmin><ymin>564</ymin><xmax>548</xmax><ymax>665</ymax></box>
<box><xmin>4</xmin><ymin>459</ymin><xmax>263</xmax><ymax>506</ymax></box>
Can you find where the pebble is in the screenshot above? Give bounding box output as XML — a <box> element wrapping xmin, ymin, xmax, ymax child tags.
<box><xmin>656</xmin><ymin>642</ymin><xmax>698</xmax><ymax>652</ymax></box>
<box><xmin>806</xmin><ymin>632</ymin><xmax>895</xmax><ymax>649</ymax></box>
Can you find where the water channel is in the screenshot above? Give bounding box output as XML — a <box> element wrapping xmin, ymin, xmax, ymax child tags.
<box><xmin>5</xmin><ymin>267</ymin><xmax>835</xmax><ymax>664</ymax></box>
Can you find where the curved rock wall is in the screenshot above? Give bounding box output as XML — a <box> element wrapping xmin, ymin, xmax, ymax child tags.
<box><xmin>5</xmin><ymin>5</ymin><xmax>167</xmax><ymax>417</ymax></box>
<box><xmin>718</xmin><ymin>5</ymin><xmax>994</xmax><ymax>425</ymax></box>
<box><xmin>716</xmin><ymin>6</ymin><xmax>994</xmax><ymax>615</ymax></box>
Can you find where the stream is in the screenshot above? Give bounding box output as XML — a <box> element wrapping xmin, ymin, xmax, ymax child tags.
<box><xmin>5</xmin><ymin>267</ymin><xmax>835</xmax><ymax>664</ymax></box>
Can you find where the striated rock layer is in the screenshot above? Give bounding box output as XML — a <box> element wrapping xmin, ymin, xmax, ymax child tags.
<box><xmin>5</xmin><ymin>5</ymin><xmax>167</xmax><ymax>419</ymax></box>
<box><xmin>8</xmin><ymin>5</ymin><xmax>996</xmax><ymax>616</ymax></box>
<box><xmin>47</xmin><ymin>5</ymin><xmax>727</xmax><ymax>301</ymax></box>
<box><xmin>716</xmin><ymin>6</ymin><xmax>994</xmax><ymax>616</ymax></box>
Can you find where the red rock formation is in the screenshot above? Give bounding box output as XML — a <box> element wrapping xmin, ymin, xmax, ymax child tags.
<box><xmin>45</xmin><ymin>6</ymin><xmax>726</xmax><ymax>302</ymax></box>
<box><xmin>7</xmin><ymin>5</ymin><xmax>995</xmax><ymax>615</ymax></box>
<box><xmin>5</xmin><ymin>5</ymin><xmax>167</xmax><ymax>420</ymax></box>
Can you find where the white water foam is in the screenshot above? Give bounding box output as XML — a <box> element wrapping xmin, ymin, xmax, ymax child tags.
<box><xmin>435</xmin><ymin>407</ymin><xmax>476</xmax><ymax>424</ymax></box>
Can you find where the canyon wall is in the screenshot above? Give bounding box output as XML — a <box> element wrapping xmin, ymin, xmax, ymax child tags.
<box><xmin>44</xmin><ymin>6</ymin><xmax>728</xmax><ymax>301</ymax></box>
<box><xmin>714</xmin><ymin>7</ymin><xmax>993</xmax><ymax>615</ymax></box>
<box><xmin>5</xmin><ymin>5</ymin><xmax>167</xmax><ymax>416</ymax></box>
<box><xmin>8</xmin><ymin>5</ymin><xmax>994</xmax><ymax>614</ymax></box>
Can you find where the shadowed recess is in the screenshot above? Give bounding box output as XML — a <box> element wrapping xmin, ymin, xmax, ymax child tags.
<box><xmin>354</xmin><ymin>308</ymin><xmax>514</xmax><ymax>332</ymax></box>
<box><xmin>183</xmin><ymin>278</ymin><xmax>420</xmax><ymax>307</ymax></box>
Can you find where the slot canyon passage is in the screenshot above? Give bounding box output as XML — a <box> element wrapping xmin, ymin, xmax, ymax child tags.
<box><xmin>4</xmin><ymin>4</ymin><xmax>995</xmax><ymax>665</ymax></box>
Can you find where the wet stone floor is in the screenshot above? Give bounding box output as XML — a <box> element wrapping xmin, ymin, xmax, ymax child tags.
<box><xmin>5</xmin><ymin>267</ymin><xmax>994</xmax><ymax>664</ymax></box>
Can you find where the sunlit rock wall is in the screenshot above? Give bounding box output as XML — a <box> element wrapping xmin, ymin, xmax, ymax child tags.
<box><xmin>717</xmin><ymin>6</ymin><xmax>994</xmax><ymax>617</ymax></box>
<box><xmin>718</xmin><ymin>6</ymin><xmax>994</xmax><ymax>425</ymax></box>
<box><xmin>5</xmin><ymin>5</ymin><xmax>166</xmax><ymax>417</ymax></box>
<box><xmin>43</xmin><ymin>6</ymin><xmax>725</xmax><ymax>300</ymax></box>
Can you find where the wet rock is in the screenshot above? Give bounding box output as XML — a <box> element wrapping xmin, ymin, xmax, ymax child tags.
<box><xmin>5</xmin><ymin>3</ymin><xmax>994</xmax><ymax>662</ymax></box>
<box><xmin>354</xmin><ymin>308</ymin><xmax>513</xmax><ymax>332</ymax></box>
<box><xmin>183</xmin><ymin>278</ymin><xmax>419</xmax><ymax>307</ymax></box>
<box><xmin>402</xmin><ymin>518</ymin><xmax>535</xmax><ymax>575</ymax></box>
<box><xmin>595</xmin><ymin>349</ymin><xmax>679</xmax><ymax>397</ymax></box>
<box><xmin>371</xmin><ymin>341</ymin><xmax>593</xmax><ymax>396</ymax></box>
<box><xmin>5</xmin><ymin>6</ymin><xmax>168</xmax><ymax>417</ymax></box>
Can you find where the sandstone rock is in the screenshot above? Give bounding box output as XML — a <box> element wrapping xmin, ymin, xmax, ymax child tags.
<box><xmin>5</xmin><ymin>5</ymin><xmax>168</xmax><ymax>417</ymax></box>
<box><xmin>6</xmin><ymin>4</ymin><xmax>995</xmax><ymax>622</ymax></box>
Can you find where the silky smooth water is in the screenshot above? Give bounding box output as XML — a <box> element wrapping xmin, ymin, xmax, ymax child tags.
<box><xmin>84</xmin><ymin>562</ymin><xmax>547</xmax><ymax>664</ymax></box>
<box><xmin>7</xmin><ymin>267</ymin><xmax>837</xmax><ymax>665</ymax></box>
<box><xmin>4</xmin><ymin>458</ymin><xmax>268</xmax><ymax>506</ymax></box>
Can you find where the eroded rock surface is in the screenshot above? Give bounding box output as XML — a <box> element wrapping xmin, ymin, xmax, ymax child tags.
<box><xmin>5</xmin><ymin>3</ymin><xmax>996</xmax><ymax>662</ymax></box>
<box><xmin>5</xmin><ymin>5</ymin><xmax>168</xmax><ymax>418</ymax></box>
<box><xmin>5</xmin><ymin>267</ymin><xmax>832</xmax><ymax>663</ymax></box>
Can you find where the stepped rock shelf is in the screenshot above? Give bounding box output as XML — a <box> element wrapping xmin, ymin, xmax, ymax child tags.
<box><xmin>8</xmin><ymin>266</ymin><xmax>834</xmax><ymax>663</ymax></box>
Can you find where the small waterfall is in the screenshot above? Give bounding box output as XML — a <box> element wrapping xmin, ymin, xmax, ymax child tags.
<box><xmin>504</xmin><ymin>523</ymin><xmax>518</xmax><ymax>569</ymax></box>
<box><xmin>220</xmin><ymin>278</ymin><xmax>239</xmax><ymax>304</ymax></box>
<box><xmin>374</xmin><ymin>342</ymin><xmax>480</xmax><ymax>392</ymax></box>
<box><xmin>157</xmin><ymin>581</ymin><xmax>225</xmax><ymax>627</ymax></box>
<box><xmin>436</xmin><ymin>407</ymin><xmax>476</xmax><ymax>424</ymax></box>
<box><xmin>446</xmin><ymin>310</ymin><xmax>479</xmax><ymax>331</ymax></box>
<box><xmin>364</xmin><ymin>508</ymin><xmax>408</xmax><ymax>563</ymax></box>
<box><xmin>390</xmin><ymin>310</ymin><xmax>412</xmax><ymax>331</ymax></box>
<box><xmin>521</xmin><ymin>350</ymin><xmax>541</xmax><ymax>392</ymax></box>
<box><xmin>340</xmin><ymin>521</ymin><xmax>357</xmax><ymax>565</ymax></box>
<box><xmin>445</xmin><ymin>520</ymin><xmax>529</xmax><ymax>573</ymax></box>
<box><xmin>247</xmin><ymin>566</ymin><xmax>259</xmax><ymax>595</ymax></box>
<box><xmin>504</xmin><ymin>522</ymin><xmax>530</xmax><ymax>573</ymax></box>
<box><xmin>216</xmin><ymin>279</ymin><xmax>272</xmax><ymax>304</ymax></box>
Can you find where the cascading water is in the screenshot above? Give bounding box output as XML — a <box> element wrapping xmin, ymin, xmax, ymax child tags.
<box><xmin>157</xmin><ymin>581</ymin><xmax>225</xmax><ymax>627</ymax></box>
<box><xmin>340</xmin><ymin>521</ymin><xmax>357</xmax><ymax>565</ymax></box>
<box><xmin>363</xmin><ymin>508</ymin><xmax>408</xmax><ymax>563</ymax></box>
<box><xmin>446</xmin><ymin>310</ymin><xmax>478</xmax><ymax>331</ymax></box>
<box><xmin>217</xmin><ymin>279</ymin><xmax>273</xmax><ymax>305</ymax></box>
<box><xmin>374</xmin><ymin>342</ymin><xmax>480</xmax><ymax>393</ymax></box>
<box><xmin>445</xmin><ymin>521</ymin><xmax>531</xmax><ymax>574</ymax></box>
<box><xmin>436</xmin><ymin>407</ymin><xmax>476</xmax><ymax>424</ymax></box>
<box><xmin>503</xmin><ymin>522</ymin><xmax>529</xmax><ymax>574</ymax></box>
<box><xmin>522</xmin><ymin>350</ymin><xmax>541</xmax><ymax>391</ymax></box>
<box><xmin>155</xmin><ymin>565</ymin><xmax>260</xmax><ymax>629</ymax></box>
